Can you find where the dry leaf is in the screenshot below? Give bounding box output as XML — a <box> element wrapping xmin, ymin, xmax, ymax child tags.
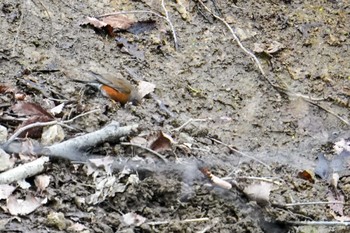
<box><xmin>100</xmin><ymin>15</ymin><xmax>134</xmax><ymax>30</ymax></box>
<box><xmin>137</xmin><ymin>81</ymin><xmax>156</xmax><ymax>99</ymax></box>
<box><xmin>12</xmin><ymin>102</ymin><xmax>53</xmax><ymax>118</ymax></box>
<box><xmin>243</xmin><ymin>182</ymin><xmax>273</xmax><ymax>206</ymax></box>
<box><xmin>34</xmin><ymin>175</ymin><xmax>50</xmax><ymax>192</ymax></box>
<box><xmin>0</xmin><ymin>149</ymin><xmax>14</xmax><ymax>172</ymax></box>
<box><xmin>149</xmin><ymin>131</ymin><xmax>174</xmax><ymax>152</ymax></box>
<box><xmin>0</xmin><ymin>185</ymin><xmax>16</xmax><ymax>200</ymax></box>
<box><xmin>50</xmin><ymin>103</ymin><xmax>64</xmax><ymax>116</ymax></box>
<box><xmin>12</xmin><ymin>102</ymin><xmax>54</xmax><ymax>139</ymax></box>
<box><xmin>7</xmin><ymin>193</ymin><xmax>47</xmax><ymax>216</ymax></box>
<box><xmin>81</xmin><ymin>15</ymin><xmax>135</xmax><ymax>36</ymax></box>
<box><xmin>297</xmin><ymin>170</ymin><xmax>315</xmax><ymax>183</ymax></box>
<box><xmin>327</xmin><ymin>191</ymin><xmax>344</xmax><ymax>216</ymax></box>
<box><xmin>89</xmin><ymin>156</ymin><xmax>114</xmax><ymax>175</ymax></box>
<box><xmin>122</xmin><ymin>213</ymin><xmax>146</xmax><ymax>226</ymax></box>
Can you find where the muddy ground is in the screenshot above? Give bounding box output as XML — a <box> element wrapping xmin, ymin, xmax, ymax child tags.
<box><xmin>1</xmin><ymin>0</ymin><xmax>350</xmax><ymax>232</ymax></box>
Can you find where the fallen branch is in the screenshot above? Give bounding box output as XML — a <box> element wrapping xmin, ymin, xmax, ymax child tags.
<box><xmin>0</xmin><ymin>156</ymin><xmax>49</xmax><ymax>184</ymax></box>
<box><xmin>44</xmin><ymin>122</ymin><xmax>139</xmax><ymax>161</ymax></box>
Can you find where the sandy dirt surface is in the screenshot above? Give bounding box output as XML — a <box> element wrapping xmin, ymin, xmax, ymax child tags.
<box><xmin>1</xmin><ymin>0</ymin><xmax>350</xmax><ymax>232</ymax></box>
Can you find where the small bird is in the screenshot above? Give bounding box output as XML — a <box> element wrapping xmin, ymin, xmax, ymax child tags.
<box><xmin>72</xmin><ymin>71</ymin><xmax>141</xmax><ymax>105</ymax></box>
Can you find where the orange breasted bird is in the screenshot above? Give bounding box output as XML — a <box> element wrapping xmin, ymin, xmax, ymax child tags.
<box><xmin>72</xmin><ymin>71</ymin><xmax>141</xmax><ymax>105</ymax></box>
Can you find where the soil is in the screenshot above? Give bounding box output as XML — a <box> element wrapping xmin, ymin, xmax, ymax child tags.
<box><xmin>0</xmin><ymin>0</ymin><xmax>350</xmax><ymax>232</ymax></box>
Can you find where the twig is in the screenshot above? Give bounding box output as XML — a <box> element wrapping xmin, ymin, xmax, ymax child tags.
<box><xmin>161</xmin><ymin>0</ymin><xmax>179</xmax><ymax>50</ymax></box>
<box><xmin>147</xmin><ymin>217</ymin><xmax>210</xmax><ymax>226</ymax></box>
<box><xmin>0</xmin><ymin>156</ymin><xmax>49</xmax><ymax>184</ymax></box>
<box><xmin>197</xmin><ymin>0</ymin><xmax>265</xmax><ymax>76</ymax></box>
<box><xmin>283</xmin><ymin>201</ymin><xmax>345</xmax><ymax>207</ymax></box>
<box><xmin>208</xmin><ymin>137</ymin><xmax>271</xmax><ymax>169</ymax></box>
<box><xmin>196</xmin><ymin>0</ymin><xmax>331</xmax><ymax>111</ymax></box>
<box><xmin>4</xmin><ymin>109</ymin><xmax>100</xmax><ymax>146</ymax></box>
<box><xmin>45</xmin><ymin>122</ymin><xmax>138</xmax><ymax>160</ymax></box>
<box><xmin>304</xmin><ymin>99</ymin><xmax>350</xmax><ymax>126</ymax></box>
<box><xmin>172</xmin><ymin>118</ymin><xmax>208</xmax><ymax>132</ymax></box>
<box><xmin>287</xmin><ymin>221</ymin><xmax>350</xmax><ymax>226</ymax></box>
<box><xmin>121</xmin><ymin>142</ymin><xmax>168</xmax><ymax>163</ymax></box>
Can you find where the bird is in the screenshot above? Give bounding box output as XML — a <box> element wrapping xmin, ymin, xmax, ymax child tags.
<box><xmin>71</xmin><ymin>71</ymin><xmax>141</xmax><ymax>105</ymax></box>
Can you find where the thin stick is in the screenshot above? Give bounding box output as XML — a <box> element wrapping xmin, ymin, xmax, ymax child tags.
<box><xmin>197</xmin><ymin>0</ymin><xmax>265</xmax><ymax>76</ymax></box>
<box><xmin>5</xmin><ymin>109</ymin><xmax>100</xmax><ymax>146</ymax></box>
<box><xmin>161</xmin><ymin>0</ymin><xmax>179</xmax><ymax>50</ymax></box>
<box><xmin>209</xmin><ymin>137</ymin><xmax>271</xmax><ymax>169</ymax></box>
<box><xmin>196</xmin><ymin>0</ymin><xmax>328</xmax><ymax>106</ymax></box>
<box><xmin>284</xmin><ymin>201</ymin><xmax>345</xmax><ymax>207</ymax></box>
<box><xmin>304</xmin><ymin>99</ymin><xmax>350</xmax><ymax>126</ymax></box>
<box><xmin>172</xmin><ymin>118</ymin><xmax>208</xmax><ymax>132</ymax></box>
<box><xmin>147</xmin><ymin>217</ymin><xmax>210</xmax><ymax>226</ymax></box>
<box><xmin>287</xmin><ymin>221</ymin><xmax>350</xmax><ymax>226</ymax></box>
<box><xmin>121</xmin><ymin>142</ymin><xmax>168</xmax><ymax>163</ymax></box>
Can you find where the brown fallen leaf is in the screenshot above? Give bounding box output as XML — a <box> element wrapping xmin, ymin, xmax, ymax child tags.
<box><xmin>149</xmin><ymin>131</ymin><xmax>174</xmax><ymax>153</ymax></box>
<box><xmin>12</xmin><ymin>102</ymin><xmax>54</xmax><ymax>138</ymax></box>
<box><xmin>81</xmin><ymin>15</ymin><xmax>135</xmax><ymax>36</ymax></box>
<box><xmin>12</xmin><ymin>102</ymin><xmax>53</xmax><ymax>119</ymax></box>
<box><xmin>297</xmin><ymin>170</ymin><xmax>315</xmax><ymax>183</ymax></box>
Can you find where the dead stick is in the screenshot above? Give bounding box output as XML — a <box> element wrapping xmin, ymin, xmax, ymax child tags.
<box><xmin>0</xmin><ymin>156</ymin><xmax>49</xmax><ymax>184</ymax></box>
